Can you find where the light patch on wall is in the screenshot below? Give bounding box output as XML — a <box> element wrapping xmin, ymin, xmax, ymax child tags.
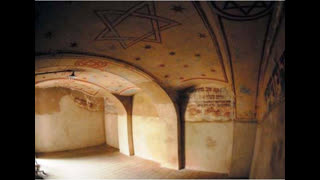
<box><xmin>35</xmin><ymin>87</ymin><xmax>105</xmax><ymax>153</ymax></box>
<box><xmin>35</xmin><ymin>88</ymin><xmax>70</xmax><ymax>115</ymax></box>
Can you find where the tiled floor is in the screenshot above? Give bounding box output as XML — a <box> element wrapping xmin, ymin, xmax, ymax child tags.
<box><xmin>36</xmin><ymin>145</ymin><xmax>228</xmax><ymax>179</ymax></box>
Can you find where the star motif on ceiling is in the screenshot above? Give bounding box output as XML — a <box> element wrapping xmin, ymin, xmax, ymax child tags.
<box><xmin>94</xmin><ymin>2</ymin><xmax>181</xmax><ymax>49</ymax></box>
<box><xmin>210</xmin><ymin>1</ymin><xmax>274</xmax><ymax>20</ymax></box>
<box><xmin>170</xmin><ymin>5</ymin><xmax>185</xmax><ymax>13</ymax></box>
<box><xmin>222</xmin><ymin>1</ymin><xmax>268</xmax><ymax>15</ymax></box>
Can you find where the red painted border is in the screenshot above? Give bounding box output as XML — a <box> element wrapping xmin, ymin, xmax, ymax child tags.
<box><xmin>180</xmin><ymin>77</ymin><xmax>226</xmax><ymax>83</ymax></box>
<box><xmin>35</xmin><ymin>77</ymin><xmax>114</xmax><ymax>94</ymax></box>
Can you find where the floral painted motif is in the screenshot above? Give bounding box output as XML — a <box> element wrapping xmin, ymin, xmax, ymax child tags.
<box><xmin>74</xmin><ymin>60</ymin><xmax>108</xmax><ymax>70</ymax></box>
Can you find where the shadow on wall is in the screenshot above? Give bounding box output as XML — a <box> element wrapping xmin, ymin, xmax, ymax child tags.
<box><xmin>250</xmin><ymin>51</ymin><xmax>285</xmax><ymax>178</ymax></box>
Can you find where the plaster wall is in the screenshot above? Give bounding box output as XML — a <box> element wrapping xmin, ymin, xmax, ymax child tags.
<box><xmin>35</xmin><ymin>56</ymin><xmax>180</xmax><ymax>169</ymax></box>
<box><xmin>35</xmin><ymin>87</ymin><xmax>105</xmax><ymax>152</ymax></box>
<box><xmin>182</xmin><ymin>85</ymin><xmax>234</xmax><ymax>173</ymax></box>
<box><xmin>132</xmin><ymin>92</ymin><xmax>168</xmax><ymax>165</ymax></box>
<box><xmin>230</xmin><ymin>122</ymin><xmax>257</xmax><ymax>177</ymax></box>
<box><xmin>115</xmin><ymin>95</ymin><xmax>134</xmax><ymax>155</ymax></box>
<box><xmin>185</xmin><ymin>122</ymin><xmax>233</xmax><ymax>173</ymax></box>
<box><xmin>250</xmin><ymin>12</ymin><xmax>285</xmax><ymax>178</ymax></box>
<box><xmin>250</xmin><ymin>102</ymin><xmax>285</xmax><ymax>178</ymax></box>
<box><xmin>104</xmin><ymin>98</ymin><xmax>119</xmax><ymax>149</ymax></box>
<box><xmin>102</xmin><ymin>93</ymin><xmax>132</xmax><ymax>156</ymax></box>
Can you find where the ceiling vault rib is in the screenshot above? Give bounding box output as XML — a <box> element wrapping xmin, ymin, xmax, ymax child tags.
<box><xmin>216</xmin><ymin>16</ymin><xmax>237</xmax><ymax>119</ymax></box>
<box><xmin>35</xmin><ymin>51</ymin><xmax>174</xmax><ymax>98</ymax></box>
<box><xmin>35</xmin><ymin>77</ymin><xmax>112</xmax><ymax>95</ymax></box>
<box><xmin>254</xmin><ymin>14</ymin><xmax>273</xmax><ymax>119</ymax></box>
<box><xmin>254</xmin><ymin>2</ymin><xmax>284</xmax><ymax>120</ymax></box>
<box><xmin>35</xmin><ymin>69</ymin><xmax>74</xmax><ymax>76</ymax></box>
<box><xmin>191</xmin><ymin>1</ymin><xmax>228</xmax><ymax>84</ymax></box>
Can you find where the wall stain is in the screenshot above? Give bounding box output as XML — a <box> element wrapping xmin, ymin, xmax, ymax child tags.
<box><xmin>206</xmin><ymin>136</ymin><xmax>217</xmax><ymax>149</ymax></box>
<box><xmin>239</xmin><ymin>85</ymin><xmax>251</xmax><ymax>95</ymax></box>
<box><xmin>270</xmin><ymin>139</ymin><xmax>284</xmax><ymax>172</ymax></box>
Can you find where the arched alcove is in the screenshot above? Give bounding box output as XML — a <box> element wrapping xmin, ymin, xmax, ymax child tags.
<box><xmin>35</xmin><ymin>53</ymin><xmax>180</xmax><ymax>170</ymax></box>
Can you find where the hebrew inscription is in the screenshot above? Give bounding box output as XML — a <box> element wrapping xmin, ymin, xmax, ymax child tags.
<box><xmin>185</xmin><ymin>86</ymin><xmax>235</xmax><ymax>122</ymax></box>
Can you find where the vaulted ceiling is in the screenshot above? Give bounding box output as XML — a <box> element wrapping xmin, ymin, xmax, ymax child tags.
<box><xmin>35</xmin><ymin>1</ymin><xmax>284</xmax><ymax>120</ymax></box>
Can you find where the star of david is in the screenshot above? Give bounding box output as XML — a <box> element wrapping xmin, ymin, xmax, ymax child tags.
<box><xmin>94</xmin><ymin>2</ymin><xmax>181</xmax><ymax>49</ymax></box>
<box><xmin>210</xmin><ymin>1</ymin><xmax>274</xmax><ymax>20</ymax></box>
<box><xmin>222</xmin><ymin>1</ymin><xmax>269</xmax><ymax>16</ymax></box>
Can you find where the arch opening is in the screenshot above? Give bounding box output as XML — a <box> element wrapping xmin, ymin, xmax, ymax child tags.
<box><xmin>35</xmin><ymin>54</ymin><xmax>180</xmax><ymax>169</ymax></box>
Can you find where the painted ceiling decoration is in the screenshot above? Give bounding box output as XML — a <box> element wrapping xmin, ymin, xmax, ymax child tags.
<box><xmin>210</xmin><ymin>1</ymin><xmax>275</xmax><ymax>21</ymax></box>
<box><xmin>35</xmin><ymin>68</ymin><xmax>141</xmax><ymax>97</ymax></box>
<box><xmin>170</xmin><ymin>5</ymin><xmax>186</xmax><ymax>13</ymax></box>
<box><xmin>35</xmin><ymin>1</ymin><xmax>284</xmax><ymax>121</ymax></box>
<box><xmin>94</xmin><ymin>1</ymin><xmax>181</xmax><ymax>49</ymax></box>
<box><xmin>206</xmin><ymin>1</ymin><xmax>282</xmax><ymax>120</ymax></box>
<box><xmin>35</xmin><ymin>1</ymin><xmax>230</xmax><ymax>89</ymax></box>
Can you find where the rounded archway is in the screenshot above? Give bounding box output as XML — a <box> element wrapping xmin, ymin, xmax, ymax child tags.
<box><xmin>35</xmin><ymin>53</ymin><xmax>180</xmax><ymax>169</ymax></box>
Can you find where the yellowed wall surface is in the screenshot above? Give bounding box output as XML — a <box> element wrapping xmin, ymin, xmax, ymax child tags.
<box><xmin>230</xmin><ymin>122</ymin><xmax>257</xmax><ymax>177</ymax></box>
<box><xmin>250</xmin><ymin>13</ymin><xmax>285</xmax><ymax>178</ymax></box>
<box><xmin>250</xmin><ymin>102</ymin><xmax>285</xmax><ymax>178</ymax></box>
<box><xmin>132</xmin><ymin>92</ymin><xmax>168</xmax><ymax>164</ymax></box>
<box><xmin>104</xmin><ymin>98</ymin><xmax>119</xmax><ymax>149</ymax></box>
<box><xmin>35</xmin><ymin>87</ymin><xmax>105</xmax><ymax>152</ymax></box>
<box><xmin>182</xmin><ymin>85</ymin><xmax>234</xmax><ymax>173</ymax></box>
<box><xmin>185</xmin><ymin>122</ymin><xmax>233</xmax><ymax>173</ymax></box>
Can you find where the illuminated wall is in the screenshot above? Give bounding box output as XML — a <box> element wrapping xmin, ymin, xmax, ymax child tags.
<box><xmin>35</xmin><ymin>87</ymin><xmax>105</xmax><ymax>152</ymax></box>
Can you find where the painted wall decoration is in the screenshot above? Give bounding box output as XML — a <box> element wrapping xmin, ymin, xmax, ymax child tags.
<box><xmin>264</xmin><ymin>51</ymin><xmax>285</xmax><ymax>112</ymax></box>
<box><xmin>94</xmin><ymin>1</ymin><xmax>180</xmax><ymax>49</ymax></box>
<box><xmin>74</xmin><ymin>59</ymin><xmax>108</xmax><ymax>70</ymax></box>
<box><xmin>209</xmin><ymin>0</ymin><xmax>279</xmax><ymax>120</ymax></box>
<box><xmin>192</xmin><ymin>2</ymin><xmax>228</xmax><ymax>83</ymax></box>
<box><xmin>36</xmin><ymin>2</ymin><xmax>234</xmax><ymax>88</ymax></box>
<box><xmin>184</xmin><ymin>85</ymin><xmax>235</xmax><ymax>122</ymax></box>
<box><xmin>70</xmin><ymin>90</ymin><xmax>104</xmax><ymax>111</ymax></box>
<box><xmin>35</xmin><ymin>79</ymin><xmax>100</xmax><ymax>97</ymax></box>
<box><xmin>210</xmin><ymin>1</ymin><xmax>274</xmax><ymax>21</ymax></box>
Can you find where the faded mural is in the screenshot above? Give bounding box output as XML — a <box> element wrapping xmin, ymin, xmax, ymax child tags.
<box><xmin>264</xmin><ymin>51</ymin><xmax>285</xmax><ymax>112</ymax></box>
<box><xmin>70</xmin><ymin>91</ymin><xmax>104</xmax><ymax>111</ymax></box>
<box><xmin>185</xmin><ymin>86</ymin><xmax>235</xmax><ymax>122</ymax></box>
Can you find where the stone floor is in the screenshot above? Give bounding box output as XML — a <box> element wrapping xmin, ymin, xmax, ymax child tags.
<box><xmin>36</xmin><ymin>145</ymin><xmax>228</xmax><ymax>179</ymax></box>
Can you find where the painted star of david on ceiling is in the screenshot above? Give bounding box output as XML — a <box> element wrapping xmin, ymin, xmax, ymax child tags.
<box><xmin>210</xmin><ymin>1</ymin><xmax>274</xmax><ymax>21</ymax></box>
<box><xmin>94</xmin><ymin>2</ymin><xmax>181</xmax><ymax>49</ymax></box>
<box><xmin>222</xmin><ymin>1</ymin><xmax>269</xmax><ymax>15</ymax></box>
